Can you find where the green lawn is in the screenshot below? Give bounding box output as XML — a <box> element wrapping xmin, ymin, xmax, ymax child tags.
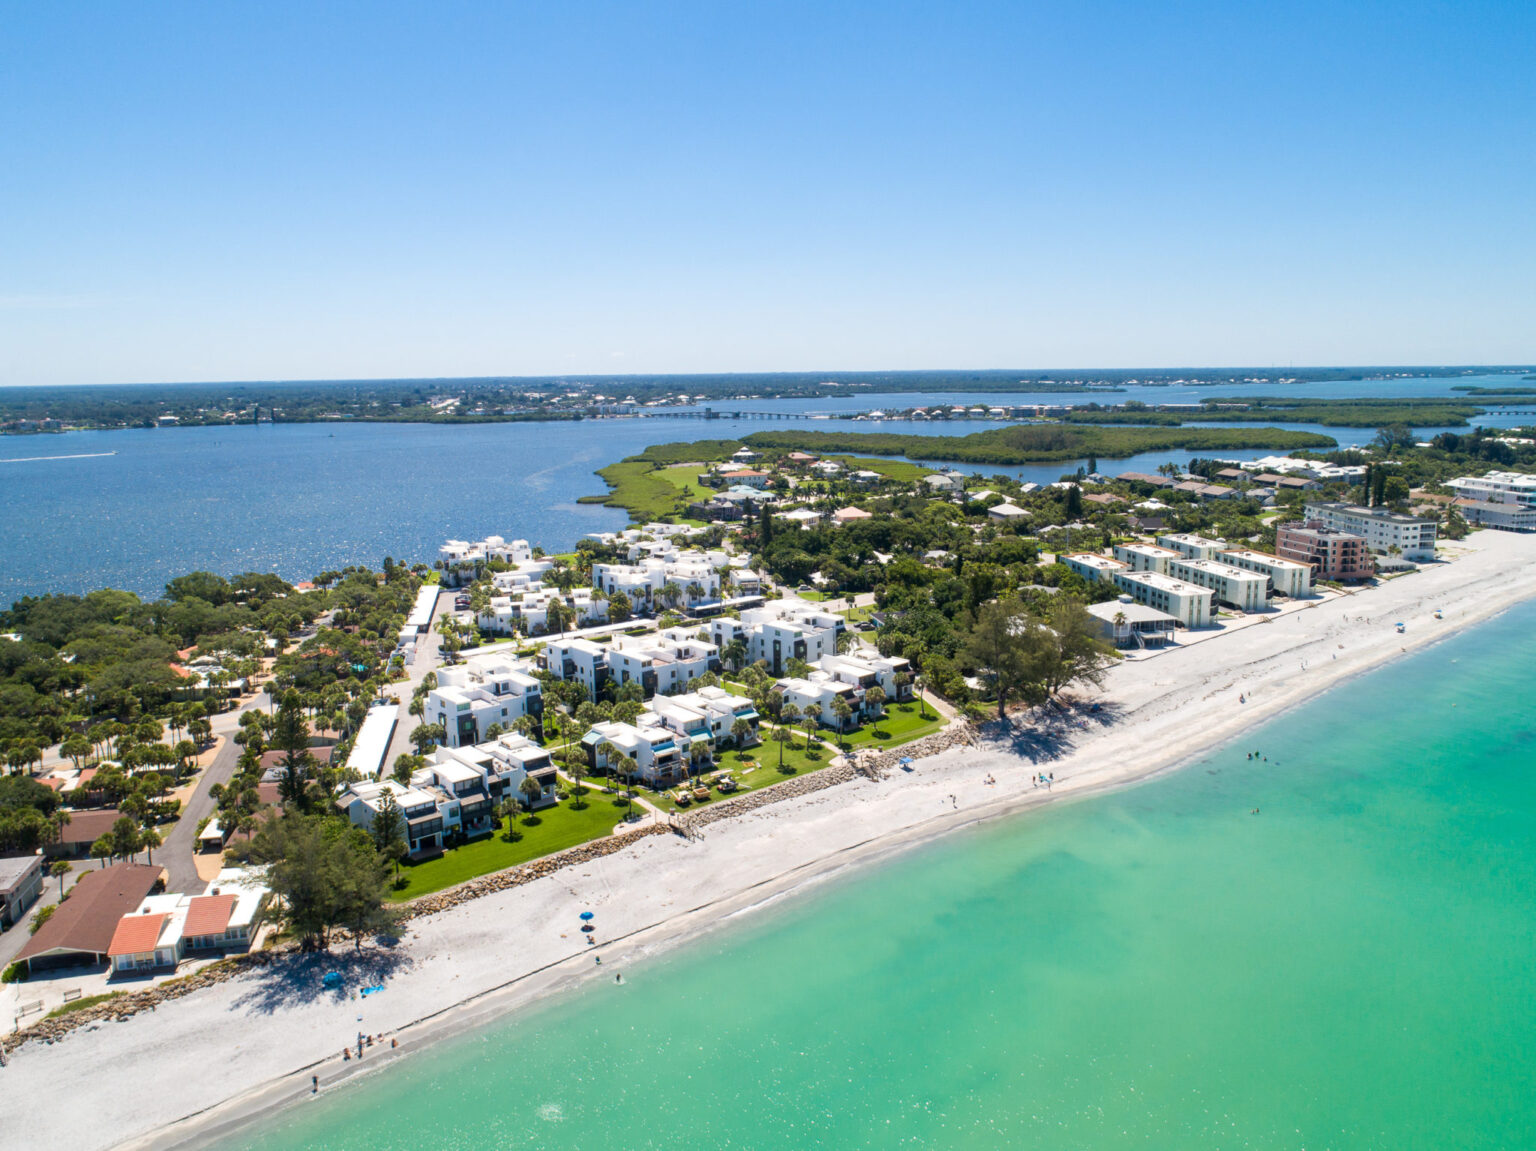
<box><xmin>837</xmin><ymin>702</ymin><xmax>947</xmax><ymax>749</ymax></box>
<box><xmin>644</xmin><ymin>735</ymin><xmax>830</xmax><ymax>812</ymax></box>
<box><xmin>387</xmin><ymin>801</ymin><xmax>627</xmax><ymax>901</ymax></box>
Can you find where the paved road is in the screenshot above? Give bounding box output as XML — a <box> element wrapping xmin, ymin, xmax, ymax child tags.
<box><xmin>159</xmin><ymin>732</ymin><xmax>245</xmax><ymax>895</ymax></box>
<box><xmin>156</xmin><ymin>686</ymin><xmax>274</xmax><ymax>894</ymax></box>
<box><xmin>380</xmin><ymin>589</ymin><xmax>448</xmax><ymax>775</ymax></box>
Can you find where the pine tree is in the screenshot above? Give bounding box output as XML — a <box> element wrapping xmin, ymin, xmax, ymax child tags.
<box><xmin>273</xmin><ymin>690</ymin><xmax>314</xmax><ymax>811</ymax></box>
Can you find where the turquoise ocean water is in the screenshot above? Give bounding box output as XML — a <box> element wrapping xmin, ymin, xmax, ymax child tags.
<box><xmin>233</xmin><ymin>600</ymin><xmax>1536</xmax><ymax>1150</ymax></box>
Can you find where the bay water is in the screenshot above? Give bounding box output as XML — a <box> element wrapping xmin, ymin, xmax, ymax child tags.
<box><xmin>4</xmin><ymin>378</ymin><xmax>1533</xmax><ymax>607</ymax></box>
<box><xmin>226</xmin><ymin>599</ymin><xmax>1536</xmax><ymax>1151</ymax></box>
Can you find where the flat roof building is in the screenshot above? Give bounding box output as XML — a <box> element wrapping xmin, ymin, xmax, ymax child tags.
<box><xmin>1275</xmin><ymin>521</ymin><xmax>1375</xmax><ymax>582</ymax></box>
<box><xmin>1157</xmin><ymin>533</ymin><xmax>1227</xmax><ymax>561</ymax></box>
<box><xmin>1167</xmin><ymin>558</ymin><xmax>1270</xmax><ymax>612</ymax></box>
<box><xmin>1112</xmin><ymin>571</ymin><xmax>1214</xmax><ymax>628</ymax></box>
<box><xmin>1452</xmin><ymin>498</ymin><xmax>1536</xmax><ymax>532</ymax></box>
<box><xmin>1112</xmin><ymin>543</ymin><xmax>1182</xmax><ymax>574</ymax></box>
<box><xmin>1060</xmin><ymin>553</ymin><xmax>1128</xmax><ymax>584</ymax></box>
<box><xmin>0</xmin><ymin>855</ymin><xmax>43</xmax><ymax>929</ymax></box>
<box><xmin>345</xmin><ymin>702</ymin><xmax>399</xmax><ymax>778</ymax></box>
<box><xmin>1446</xmin><ymin>471</ymin><xmax>1536</xmax><ymax>507</ymax></box>
<box><xmin>1216</xmin><ymin>548</ymin><xmax>1313</xmax><ymax>598</ymax></box>
<box><xmin>1303</xmin><ymin>502</ymin><xmax>1437</xmax><ymax>561</ymax></box>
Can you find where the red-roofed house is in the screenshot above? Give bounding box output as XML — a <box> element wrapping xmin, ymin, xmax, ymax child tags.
<box><xmin>104</xmin><ymin>870</ymin><xmax>270</xmax><ymax>976</ymax></box>
<box><xmin>108</xmin><ymin>911</ymin><xmax>175</xmax><ymax>973</ymax></box>
<box><xmin>183</xmin><ymin>894</ymin><xmax>236</xmax><ymax>949</ymax></box>
<box><xmin>720</xmin><ymin>469</ymin><xmax>771</xmax><ymax>489</ymax></box>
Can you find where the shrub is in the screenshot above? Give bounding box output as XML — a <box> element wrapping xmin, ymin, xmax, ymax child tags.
<box><xmin>2</xmin><ymin>961</ymin><xmax>26</xmax><ymax>983</ymax></box>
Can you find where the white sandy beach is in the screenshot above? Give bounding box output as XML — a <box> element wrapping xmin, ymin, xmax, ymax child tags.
<box><xmin>5</xmin><ymin>529</ymin><xmax>1535</xmax><ymax>1151</ymax></box>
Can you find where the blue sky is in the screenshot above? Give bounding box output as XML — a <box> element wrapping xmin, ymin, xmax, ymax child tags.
<box><xmin>1</xmin><ymin>1</ymin><xmax>1532</xmax><ymax>385</ymax></box>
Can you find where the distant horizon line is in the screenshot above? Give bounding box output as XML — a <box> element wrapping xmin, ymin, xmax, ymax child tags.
<box><xmin>3</xmin><ymin>363</ymin><xmax>1533</xmax><ymax>391</ymax></box>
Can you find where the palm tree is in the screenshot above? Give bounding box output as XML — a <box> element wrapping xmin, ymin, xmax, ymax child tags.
<box><xmin>49</xmin><ymin>809</ymin><xmax>71</xmax><ymax>851</ymax></box>
<box><xmin>864</xmin><ymin>685</ymin><xmax>887</xmax><ymax>719</ymax></box>
<box><xmin>689</xmin><ymin>741</ymin><xmax>711</xmax><ymax>784</ymax></box>
<box><xmin>594</xmin><ymin>740</ymin><xmax>617</xmax><ymax>779</ymax></box>
<box><xmin>830</xmin><ymin>695</ymin><xmax>853</xmax><ymax>735</ymax></box>
<box><xmin>802</xmin><ymin>708</ymin><xmax>819</xmax><ymax>750</ymax></box>
<box><xmin>518</xmin><ymin>774</ymin><xmax>544</xmax><ymax>812</ymax></box>
<box><xmin>618</xmin><ymin>755</ymin><xmax>639</xmax><ymax>820</ymax></box>
<box><xmin>50</xmin><ymin>860</ymin><xmax>71</xmax><ymax>897</ymax></box>
<box><xmin>776</xmin><ymin>704</ymin><xmax>800</xmax><ymax>769</ymax></box>
<box><xmin>730</xmin><ymin>717</ymin><xmax>754</xmax><ymax>749</ymax></box>
<box><xmin>722</xmin><ymin>638</ymin><xmax>748</xmax><ymax>672</ymax></box>
<box><xmin>545</xmin><ymin>599</ymin><xmax>572</xmax><ymax>636</ymax></box>
<box><xmin>139</xmin><ymin>826</ymin><xmax>163</xmax><ymax>865</ymax></box>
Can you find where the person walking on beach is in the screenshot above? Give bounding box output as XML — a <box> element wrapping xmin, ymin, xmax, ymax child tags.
<box><xmin>312</xmin><ymin>1075</ymin><xmax>319</xmax><ymax>1094</ymax></box>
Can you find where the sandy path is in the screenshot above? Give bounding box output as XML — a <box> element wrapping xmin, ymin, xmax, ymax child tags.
<box><xmin>4</xmin><ymin>531</ymin><xmax>1533</xmax><ymax>1151</ymax></box>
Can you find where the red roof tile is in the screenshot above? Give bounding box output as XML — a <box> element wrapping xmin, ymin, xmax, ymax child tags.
<box><xmin>108</xmin><ymin>913</ymin><xmax>167</xmax><ymax>957</ymax></box>
<box><xmin>184</xmin><ymin>894</ymin><xmax>236</xmax><ymax>937</ymax></box>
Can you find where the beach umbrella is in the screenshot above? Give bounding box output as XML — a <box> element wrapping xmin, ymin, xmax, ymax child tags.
<box><xmin>580</xmin><ymin>911</ymin><xmax>595</xmax><ymax>921</ymax></box>
<box><xmin>898</xmin><ymin>756</ymin><xmax>914</xmax><ymax>766</ymax></box>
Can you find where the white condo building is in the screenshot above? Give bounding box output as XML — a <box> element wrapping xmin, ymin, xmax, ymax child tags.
<box><xmin>1112</xmin><ymin>543</ymin><xmax>1183</xmax><ymax>574</ymax></box>
<box><xmin>1446</xmin><ymin>471</ymin><xmax>1536</xmax><ymax>532</ymax></box>
<box><xmin>427</xmin><ymin>653</ymin><xmax>544</xmax><ymax>747</ymax></box>
<box><xmin>478</xmin><ymin>586</ymin><xmax>606</xmax><ymax>636</ymax></box>
<box><xmin>1216</xmin><ymin>549</ymin><xmax>1313</xmax><ymax>597</ymax></box>
<box><xmin>580</xmin><ymin>718</ymin><xmax>685</xmax><ymax>786</ymax></box>
<box><xmin>577</xmin><ymin>687</ymin><xmax>759</xmax><ymax>787</ymax></box>
<box><xmin>1112</xmin><ymin>570</ymin><xmax>1215</xmax><ymax>627</ymax></box>
<box><xmin>336</xmin><ymin>780</ymin><xmax>457</xmax><ymax>857</ymax></box>
<box><xmin>647</xmin><ymin>686</ymin><xmax>761</xmax><ymax>747</ymax></box>
<box><xmin>440</xmin><ymin>535</ymin><xmax>533</xmax><ymax>566</ymax></box>
<box><xmin>604</xmin><ymin>629</ymin><xmax>721</xmax><ymax>698</ymax></box>
<box><xmin>1166</xmin><ymin>558</ymin><xmax>1270</xmax><ymax>612</ymax></box>
<box><xmin>1303</xmin><ymin>502</ymin><xmax>1437</xmax><ymax>561</ymax></box>
<box><xmin>813</xmin><ymin>652</ymin><xmax>913</xmax><ymax>702</ymax></box>
<box><xmin>541</xmin><ymin>637</ymin><xmax>610</xmax><ymax>699</ymax></box>
<box><xmin>710</xmin><ymin>600</ymin><xmax>844</xmax><ymax>676</ymax></box>
<box><xmin>1157</xmin><ymin>533</ymin><xmax>1227</xmax><ymax>561</ymax></box>
<box><xmin>773</xmin><ymin>676</ymin><xmax>861</xmax><ymax>732</ymax></box>
<box><xmin>431</xmin><ymin>733</ymin><xmax>559</xmax><ymax>811</ymax></box>
<box><xmin>1061</xmin><ymin>553</ymin><xmax>1129</xmax><ymax>583</ymax></box>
